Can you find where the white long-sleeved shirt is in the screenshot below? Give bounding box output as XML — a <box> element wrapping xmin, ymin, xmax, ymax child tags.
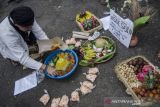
<box><xmin>0</xmin><ymin>17</ymin><xmax>49</xmax><ymax>70</ymax></box>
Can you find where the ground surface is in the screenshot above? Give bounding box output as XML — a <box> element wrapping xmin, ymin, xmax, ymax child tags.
<box><xmin>0</xmin><ymin>0</ymin><xmax>160</xmax><ymax>107</ymax></box>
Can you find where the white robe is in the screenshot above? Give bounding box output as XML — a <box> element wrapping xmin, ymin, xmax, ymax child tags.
<box><xmin>0</xmin><ymin>17</ymin><xmax>49</xmax><ymax>70</ymax></box>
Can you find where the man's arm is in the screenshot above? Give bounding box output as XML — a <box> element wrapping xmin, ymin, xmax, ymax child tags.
<box><xmin>2</xmin><ymin>35</ymin><xmax>43</xmax><ymax>70</ymax></box>
<box><xmin>32</xmin><ymin>20</ymin><xmax>49</xmax><ymax>40</ymax></box>
<box><xmin>1</xmin><ymin>35</ymin><xmax>58</xmax><ymax>75</ymax></box>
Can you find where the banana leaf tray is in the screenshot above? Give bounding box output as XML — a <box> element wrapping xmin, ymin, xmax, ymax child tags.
<box><xmin>79</xmin><ymin>36</ymin><xmax>116</xmax><ymax>66</ymax></box>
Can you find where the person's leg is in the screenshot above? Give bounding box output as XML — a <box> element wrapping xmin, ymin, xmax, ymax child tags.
<box><xmin>28</xmin><ymin>31</ymin><xmax>43</xmax><ymax>61</ymax></box>
<box><xmin>28</xmin><ymin>44</ymin><xmax>43</xmax><ymax>61</ymax></box>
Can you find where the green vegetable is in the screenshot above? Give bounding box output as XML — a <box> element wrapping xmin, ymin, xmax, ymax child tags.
<box><xmin>106</xmin><ymin>41</ymin><xmax>112</xmax><ymax>49</ymax></box>
<box><xmin>95</xmin><ymin>38</ymin><xmax>107</xmax><ymax>48</ymax></box>
<box><xmin>68</xmin><ymin>45</ymin><xmax>75</xmax><ymax>50</ymax></box>
<box><xmin>88</xmin><ymin>22</ymin><xmax>92</xmax><ymax>28</ymax></box>
<box><xmin>109</xmin><ymin>46</ymin><xmax>113</xmax><ymax>51</ymax></box>
<box><xmin>134</xmin><ymin>16</ymin><xmax>150</xmax><ymax>30</ymax></box>
<box><xmin>95</xmin><ymin>53</ymin><xmax>113</xmax><ymax>63</ymax></box>
<box><xmin>53</xmin><ymin>56</ymin><xmax>59</xmax><ymax>64</ymax></box>
<box><xmin>144</xmin><ymin>70</ymin><xmax>156</xmax><ymax>89</ymax></box>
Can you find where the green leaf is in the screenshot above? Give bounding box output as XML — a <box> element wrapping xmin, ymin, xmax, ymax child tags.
<box><xmin>133</xmin><ymin>16</ymin><xmax>151</xmax><ymax>30</ymax></box>
<box><xmin>68</xmin><ymin>45</ymin><xmax>75</xmax><ymax>50</ymax></box>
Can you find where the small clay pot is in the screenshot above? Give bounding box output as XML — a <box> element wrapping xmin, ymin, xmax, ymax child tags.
<box><xmin>129</xmin><ymin>35</ymin><xmax>138</xmax><ymax>47</ymax></box>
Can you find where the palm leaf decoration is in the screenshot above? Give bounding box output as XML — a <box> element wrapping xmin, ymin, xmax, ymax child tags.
<box><xmin>133</xmin><ymin>16</ymin><xmax>150</xmax><ymax>30</ymax></box>
<box><xmin>127</xmin><ymin>0</ymin><xmax>156</xmax><ymax>32</ymax></box>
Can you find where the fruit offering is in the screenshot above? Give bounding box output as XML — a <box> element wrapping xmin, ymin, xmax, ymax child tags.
<box><xmin>79</xmin><ymin>36</ymin><xmax>116</xmax><ymax>66</ymax></box>
<box><xmin>48</xmin><ymin>52</ymin><xmax>75</xmax><ymax>76</ymax></box>
<box><xmin>127</xmin><ymin>57</ymin><xmax>148</xmax><ymax>75</ymax></box>
<box><xmin>116</xmin><ymin>56</ymin><xmax>160</xmax><ymax>104</ymax></box>
<box><xmin>76</xmin><ymin>11</ymin><xmax>100</xmax><ymax>31</ymax></box>
<box><xmin>117</xmin><ymin>63</ymin><xmax>140</xmax><ymax>85</ymax></box>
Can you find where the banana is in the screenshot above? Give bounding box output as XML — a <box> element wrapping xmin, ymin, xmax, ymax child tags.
<box><xmin>84</xmin><ymin>55</ymin><xmax>92</xmax><ymax>60</ymax></box>
<box><xmin>85</xmin><ymin>53</ymin><xmax>96</xmax><ymax>57</ymax></box>
<box><xmin>89</xmin><ymin>54</ymin><xmax>96</xmax><ymax>57</ymax></box>
<box><xmin>81</xmin><ymin>41</ymin><xmax>97</xmax><ymax>61</ymax></box>
<box><xmin>83</xmin><ymin>48</ymin><xmax>96</xmax><ymax>61</ymax></box>
<box><xmin>83</xmin><ymin>47</ymin><xmax>92</xmax><ymax>50</ymax></box>
<box><xmin>86</xmin><ymin>50</ymin><xmax>96</xmax><ymax>54</ymax></box>
<box><xmin>86</xmin><ymin>51</ymin><xmax>95</xmax><ymax>54</ymax></box>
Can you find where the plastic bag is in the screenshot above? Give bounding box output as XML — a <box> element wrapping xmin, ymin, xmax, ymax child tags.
<box><xmin>36</xmin><ymin>70</ymin><xmax>45</xmax><ymax>84</ymax></box>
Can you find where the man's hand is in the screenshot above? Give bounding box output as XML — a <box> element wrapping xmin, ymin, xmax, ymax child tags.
<box><xmin>40</xmin><ymin>64</ymin><xmax>58</xmax><ymax>76</ymax></box>
<box><xmin>47</xmin><ymin>66</ymin><xmax>58</xmax><ymax>76</ymax></box>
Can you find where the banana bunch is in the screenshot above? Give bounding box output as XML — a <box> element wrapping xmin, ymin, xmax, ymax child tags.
<box><xmin>76</xmin><ymin>11</ymin><xmax>93</xmax><ymax>23</ymax></box>
<box><xmin>83</xmin><ymin>47</ymin><xmax>96</xmax><ymax>61</ymax></box>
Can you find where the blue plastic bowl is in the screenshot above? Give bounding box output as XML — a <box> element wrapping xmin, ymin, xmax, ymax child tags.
<box><xmin>44</xmin><ymin>49</ymin><xmax>78</xmax><ymax>79</ymax></box>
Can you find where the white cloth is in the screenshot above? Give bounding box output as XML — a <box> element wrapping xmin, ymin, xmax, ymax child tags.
<box><xmin>0</xmin><ymin>17</ymin><xmax>49</xmax><ymax>70</ymax></box>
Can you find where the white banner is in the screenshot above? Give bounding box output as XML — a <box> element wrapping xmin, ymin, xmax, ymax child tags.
<box><xmin>109</xmin><ymin>9</ymin><xmax>133</xmax><ymax>48</ymax></box>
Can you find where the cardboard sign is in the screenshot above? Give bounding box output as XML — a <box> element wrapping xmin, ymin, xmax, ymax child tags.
<box><xmin>109</xmin><ymin>9</ymin><xmax>133</xmax><ymax>48</ymax></box>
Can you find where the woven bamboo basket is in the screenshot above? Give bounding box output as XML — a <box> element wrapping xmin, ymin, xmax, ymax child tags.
<box><xmin>115</xmin><ymin>55</ymin><xmax>160</xmax><ymax>106</ymax></box>
<box><xmin>76</xmin><ymin>14</ymin><xmax>103</xmax><ymax>33</ymax></box>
